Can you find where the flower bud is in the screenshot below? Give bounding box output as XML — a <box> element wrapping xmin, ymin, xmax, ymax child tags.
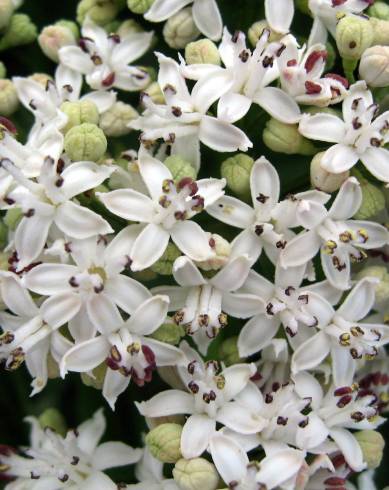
<box><xmin>0</xmin><ymin>0</ymin><xmax>13</xmax><ymax>31</ymax></box>
<box><xmin>146</xmin><ymin>414</ymin><xmax>186</xmax><ymax>429</ymax></box>
<box><xmin>336</xmin><ymin>15</ymin><xmax>373</xmax><ymax>60</ymax></box>
<box><xmin>0</xmin><ymin>62</ymin><xmax>6</xmax><ymax>79</ymax></box>
<box><xmin>264</xmin><ymin>119</ymin><xmax>316</xmax><ymax>156</ymax></box>
<box><xmin>60</xmin><ymin>100</ymin><xmax>100</xmax><ymax>134</ymax></box>
<box><xmin>220</xmin><ymin>336</ymin><xmax>245</xmax><ymax>366</ymax></box>
<box><xmin>99</xmin><ymin>101</ymin><xmax>138</xmax><ymax>137</ymax></box>
<box><xmin>117</xmin><ymin>19</ymin><xmax>143</xmax><ymax>37</ymax></box>
<box><xmin>248</xmin><ymin>20</ymin><xmax>281</xmax><ymax>47</ymax></box>
<box><xmin>38</xmin><ymin>408</ymin><xmax>67</xmax><ymax>437</ymax></box>
<box><xmin>0</xmin><ymin>79</ymin><xmax>18</xmax><ymax>117</ymax></box>
<box><xmin>81</xmin><ymin>362</ymin><xmax>107</xmax><ymax>389</ymax></box>
<box><xmin>359</xmin><ymin>46</ymin><xmax>389</xmax><ymax>87</ymax></box>
<box><xmin>173</xmin><ymin>458</ymin><xmax>219</xmax><ymax>490</ymax></box>
<box><xmin>150</xmin><ymin>319</ymin><xmax>185</xmax><ymax>345</ymax></box>
<box><xmin>196</xmin><ymin>234</ymin><xmax>231</xmax><ymax>271</ymax></box>
<box><xmin>142</xmin><ymin>81</ymin><xmax>165</xmax><ymax>104</ymax></box>
<box><xmin>0</xmin><ymin>221</ymin><xmax>7</xmax><ymax>250</ymax></box>
<box><xmin>221</xmin><ymin>153</ymin><xmax>254</xmax><ymax>199</ymax></box>
<box><xmin>127</xmin><ymin>0</ymin><xmax>155</xmax><ymax>14</ymax></box>
<box><xmin>0</xmin><ymin>14</ymin><xmax>37</xmax><ymax>52</ymax></box>
<box><xmin>131</xmin><ymin>269</ymin><xmax>158</xmax><ymax>281</ymax></box>
<box><xmin>356</xmin><ymin>266</ymin><xmax>389</xmax><ymax>307</ymax></box>
<box><xmin>368</xmin><ymin>2</ymin><xmax>389</xmax><ymax>21</ymax></box>
<box><xmin>185</xmin><ymin>39</ymin><xmax>220</xmax><ymax>65</ymax></box>
<box><xmin>295</xmin><ymin>0</ymin><xmax>311</xmax><ymax>16</ymax></box>
<box><xmin>310</xmin><ymin>151</ymin><xmax>349</xmax><ymax>192</ymax></box>
<box><xmin>163</xmin><ymin>7</ymin><xmax>200</xmax><ymax>49</ymax></box>
<box><xmin>38</xmin><ymin>24</ymin><xmax>76</xmax><ymax>63</ymax></box>
<box><xmin>353</xmin><ymin>177</ymin><xmax>385</xmax><ymax>220</ymax></box>
<box><xmin>354</xmin><ymin>430</ymin><xmax>385</xmax><ymax>469</ymax></box>
<box><xmin>145</xmin><ymin>423</ymin><xmax>183</xmax><ymax>463</ymax></box>
<box><xmin>64</xmin><ymin>123</ymin><xmax>107</xmax><ymax>162</ymax></box>
<box><xmin>103</xmin><ymin>20</ymin><xmax>121</xmax><ymax>33</ymax></box>
<box><xmin>56</xmin><ymin>20</ymin><xmax>80</xmax><ymax>40</ymax></box>
<box><xmin>164</xmin><ymin>155</ymin><xmax>197</xmax><ymax>183</ymax></box>
<box><xmin>28</xmin><ymin>73</ymin><xmax>52</xmax><ymax>86</ymax></box>
<box><xmin>77</xmin><ymin>0</ymin><xmax>122</xmax><ymax>25</ymax></box>
<box><xmin>4</xmin><ymin>207</ymin><xmax>22</xmax><ymax>230</ymax></box>
<box><xmin>150</xmin><ymin>242</ymin><xmax>181</xmax><ymax>275</ymax></box>
<box><xmin>369</xmin><ymin>18</ymin><xmax>389</xmax><ymax>46</ymax></box>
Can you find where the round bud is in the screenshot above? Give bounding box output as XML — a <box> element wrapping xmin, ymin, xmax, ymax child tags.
<box><xmin>310</xmin><ymin>151</ymin><xmax>349</xmax><ymax>192</ymax></box>
<box><xmin>354</xmin><ymin>430</ymin><xmax>385</xmax><ymax>469</ymax></box>
<box><xmin>196</xmin><ymin>234</ymin><xmax>231</xmax><ymax>271</ymax></box>
<box><xmin>336</xmin><ymin>15</ymin><xmax>373</xmax><ymax>60</ymax></box>
<box><xmin>353</xmin><ymin>177</ymin><xmax>385</xmax><ymax>220</ymax></box>
<box><xmin>64</xmin><ymin>123</ymin><xmax>107</xmax><ymax>162</ymax></box>
<box><xmin>185</xmin><ymin>39</ymin><xmax>221</xmax><ymax>65</ymax></box>
<box><xmin>146</xmin><ymin>423</ymin><xmax>183</xmax><ymax>463</ymax></box>
<box><xmin>55</xmin><ymin>20</ymin><xmax>79</xmax><ymax>39</ymax></box>
<box><xmin>368</xmin><ymin>2</ymin><xmax>389</xmax><ymax>21</ymax></box>
<box><xmin>77</xmin><ymin>0</ymin><xmax>121</xmax><ymax>25</ymax></box>
<box><xmin>0</xmin><ymin>62</ymin><xmax>6</xmax><ymax>79</ymax></box>
<box><xmin>173</xmin><ymin>458</ymin><xmax>219</xmax><ymax>490</ymax></box>
<box><xmin>99</xmin><ymin>101</ymin><xmax>138</xmax><ymax>137</ymax></box>
<box><xmin>221</xmin><ymin>153</ymin><xmax>254</xmax><ymax>199</ymax></box>
<box><xmin>150</xmin><ymin>242</ymin><xmax>181</xmax><ymax>275</ymax></box>
<box><xmin>356</xmin><ymin>266</ymin><xmax>389</xmax><ymax>308</ymax></box>
<box><xmin>163</xmin><ymin>7</ymin><xmax>200</xmax><ymax>49</ymax></box>
<box><xmin>0</xmin><ymin>79</ymin><xmax>19</xmax><ymax>117</ymax></box>
<box><xmin>220</xmin><ymin>336</ymin><xmax>245</xmax><ymax>366</ymax></box>
<box><xmin>142</xmin><ymin>81</ymin><xmax>165</xmax><ymax>104</ymax></box>
<box><xmin>359</xmin><ymin>46</ymin><xmax>389</xmax><ymax>87</ymax></box>
<box><xmin>0</xmin><ymin>0</ymin><xmax>13</xmax><ymax>31</ymax></box>
<box><xmin>117</xmin><ymin>19</ymin><xmax>143</xmax><ymax>37</ymax></box>
<box><xmin>127</xmin><ymin>0</ymin><xmax>155</xmax><ymax>14</ymax></box>
<box><xmin>81</xmin><ymin>362</ymin><xmax>107</xmax><ymax>389</ymax></box>
<box><xmin>264</xmin><ymin>119</ymin><xmax>316</xmax><ymax>156</ymax></box>
<box><xmin>164</xmin><ymin>155</ymin><xmax>197</xmax><ymax>183</ymax></box>
<box><xmin>248</xmin><ymin>20</ymin><xmax>281</xmax><ymax>47</ymax></box>
<box><xmin>0</xmin><ymin>14</ymin><xmax>37</xmax><ymax>52</ymax></box>
<box><xmin>28</xmin><ymin>73</ymin><xmax>53</xmax><ymax>86</ymax></box>
<box><xmin>38</xmin><ymin>408</ymin><xmax>67</xmax><ymax>437</ymax></box>
<box><xmin>60</xmin><ymin>100</ymin><xmax>99</xmax><ymax>134</ymax></box>
<box><xmin>369</xmin><ymin>18</ymin><xmax>389</xmax><ymax>46</ymax></box>
<box><xmin>150</xmin><ymin>320</ymin><xmax>185</xmax><ymax>345</ymax></box>
<box><xmin>38</xmin><ymin>24</ymin><xmax>76</xmax><ymax>62</ymax></box>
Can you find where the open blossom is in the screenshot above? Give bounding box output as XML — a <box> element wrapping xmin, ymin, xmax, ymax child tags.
<box><xmin>281</xmin><ymin>178</ymin><xmax>389</xmax><ymax>290</ymax></box>
<box><xmin>59</xmin><ymin>18</ymin><xmax>153</xmax><ymax>91</ymax></box>
<box><xmin>144</xmin><ymin>0</ymin><xmax>222</xmax><ymax>41</ymax></box>
<box><xmin>292</xmin><ymin>278</ymin><xmax>389</xmax><ymax>386</ymax></box>
<box><xmin>98</xmin><ymin>147</ymin><xmax>225</xmax><ymax>270</ymax></box>
<box><xmin>299</xmin><ymin>81</ymin><xmax>389</xmax><ymax>184</ymax></box>
<box><xmin>0</xmin><ymin>410</ymin><xmax>142</xmax><ymax>488</ymax></box>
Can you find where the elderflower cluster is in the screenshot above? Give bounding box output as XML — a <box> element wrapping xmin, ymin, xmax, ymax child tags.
<box><xmin>0</xmin><ymin>0</ymin><xmax>389</xmax><ymax>489</ymax></box>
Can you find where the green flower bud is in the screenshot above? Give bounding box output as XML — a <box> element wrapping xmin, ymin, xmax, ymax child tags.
<box><xmin>0</xmin><ymin>0</ymin><xmax>13</xmax><ymax>31</ymax></box>
<box><xmin>64</xmin><ymin>123</ymin><xmax>107</xmax><ymax>162</ymax></box>
<box><xmin>163</xmin><ymin>7</ymin><xmax>200</xmax><ymax>49</ymax></box>
<box><xmin>38</xmin><ymin>408</ymin><xmax>67</xmax><ymax>437</ymax></box>
<box><xmin>0</xmin><ymin>79</ymin><xmax>18</xmax><ymax>117</ymax></box>
<box><xmin>104</xmin><ymin>20</ymin><xmax>121</xmax><ymax>33</ymax></box>
<box><xmin>221</xmin><ymin>153</ymin><xmax>253</xmax><ymax>199</ymax></box>
<box><xmin>0</xmin><ymin>61</ymin><xmax>6</xmax><ymax>79</ymax></box>
<box><xmin>164</xmin><ymin>155</ymin><xmax>197</xmax><ymax>183</ymax></box>
<box><xmin>150</xmin><ymin>319</ymin><xmax>185</xmax><ymax>345</ymax></box>
<box><xmin>353</xmin><ymin>176</ymin><xmax>385</xmax><ymax>220</ymax></box>
<box><xmin>370</xmin><ymin>18</ymin><xmax>389</xmax><ymax>46</ymax></box>
<box><xmin>131</xmin><ymin>269</ymin><xmax>158</xmax><ymax>281</ymax></box>
<box><xmin>185</xmin><ymin>39</ymin><xmax>220</xmax><ymax>65</ymax></box>
<box><xmin>357</xmin><ymin>266</ymin><xmax>389</xmax><ymax>307</ymax></box>
<box><xmin>0</xmin><ymin>220</ymin><xmax>7</xmax><ymax>249</ymax></box>
<box><xmin>143</xmin><ymin>81</ymin><xmax>164</xmax><ymax>104</ymax></box>
<box><xmin>60</xmin><ymin>100</ymin><xmax>100</xmax><ymax>134</ymax></box>
<box><xmin>355</xmin><ymin>430</ymin><xmax>385</xmax><ymax>469</ymax></box>
<box><xmin>99</xmin><ymin>101</ymin><xmax>138</xmax><ymax>137</ymax></box>
<box><xmin>146</xmin><ymin>423</ymin><xmax>183</xmax><ymax>463</ymax></box>
<box><xmin>196</xmin><ymin>234</ymin><xmax>231</xmax><ymax>271</ymax></box>
<box><xmin>127</xmin><ymin>0</ymin><xmax>155</xmax><ymax>14</ymax></box>
<box><xmin>264</xmin><ymin>119</ymin><xmax>316</xmax><ymax>156</ymax></box>
<box><xmin>325</xmin><ymin>41</ymin><xmax>336</xmax><ymax>71</ymax></box>
<box><xmin>56</xmin><ymin>20</ymin><xmax>79</xmax><ymax>40</ymax></box>
<box><xmin>368</xmin><ymin>2</ymin><xmax>389</xmax><ymax>21</ymax></box>
<box><xmin>173</xmin><ymin>458</ymin><xmax>219</xmax><ymax>490</ymax></box>
<box><xmin>77</xmin><ymin>0</ymin><xmax>122</xmax><ymax>26</ymax></box>
<box><xmin>248</xmin><ymin>20</ymin><xmax>281</xmax><ymax>47</ymax></box>
<box><xmin>310</xmin><ymin>151</ymin><xmax>349</xmax><ymax>192</ymax></box>
<box><xmin>295</xmin><ymin>0</ymin><xmax>311</xmax><ymax>16</ymax></box>
<box><xmin>220</xmin><ymin>336</ymin><xmax>245</xmax><ymax>366</ymax></box>
<box><xmin>147</xmin><ymin>414</ymin><xmax>186</xmax><ymax>429</ymax></box>
<box><xmin>360</xmin><ymin>45</ymin><xmax>389</xmax><ymax>87</ymax></box>
<box><xmin>117</xmin><ymin>19</ymin><xmax>143</xmax><ymax>37</ymax></box>
<box><xmin>0</xmin><ymin>14</ymin><xmax>37</xmax><ymax>52</ymax></box>
<box><xmin>336</xmin><ymin>15</ymin><xmax>373</xmax><ymax>60</ymax></box>
<box><xmin>81</xmin><ymin>362</ymin><xmax>107</xmax><ymax>389</ymax></box>
<box><xmin>150</xmin><ymin>242</ymin><xmax>181</xmax><ymax>275</ymax></box>
<box><xmin>29</xmin><ymin>73</ymin><xmax>52</xmax><ymax>86</ymax></box>
<box><xmin>304</xmin><ymin>106</ymin><xmax>341</xmax><ymax>117</ymax></box>
<box><xmin>38</xmin><ymin>24</ymin><xmax>76</xmax><ymax>63</ymax></box>
<box><xmin>4</xmin><ymin>207</ymin><xmax>22</xmax><ymax>231</ymax></box>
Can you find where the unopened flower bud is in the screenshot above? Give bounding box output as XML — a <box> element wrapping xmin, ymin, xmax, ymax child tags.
<box><xmin>196</xmin><ymin>234</ymin><xmax>231</xmax><ymax>271</ymax></box>
<box><xmin>60</xmin><ymin>100</ymin><xmax>100</xmax><ymax>134</ymax></box>
<box><xmin>99</xmin><ymin>101</ymin><xmax>138</xmax><ymax>137</ymax></box>
<box><xmin>248</xmin><ymin>20</ymin><xmax>281</xmax><ymax>47</ymax></box>
<box><xmin>103</xmin><ymin>20</ymin><xmax>121</xmax><ymax>33</ymax></box>
<box><xmin>117</xmin><ymin>19</ymin><xmax>143</xmax><ymax>37</ymax></box>
<box><xmin>220</xmin><ymin>336</ymin><xmax>245</xmax><ymax>366</ymax></box>
<box><xmin>185</xmin><ymin>39</ymin><xmax>220</xmax><ymax>65</ymax></box>
<box><xmin>173</xmin><ymin>458</ymin><xmax>219</xmax><ymax>490</ymax></box>
<box><xmin>0</xmin><ymin>62</ymin><xmax>6</xmax><ymax>79</ymax></box>
<box><xmin>356</xmin><ymin>266</ymin><xmax>389</xmax><ymax>308</ymax></box>
<box><xmin>359</xmin><ymin>46</ymin><xmax>389</xmax><ymax>87</ymax></box>
<box><xmin>38</xmin><ymin>24</ymin><xmax>76</xmax><ymax>62</ymax></box>
<box><xmin>0</xmin><ymin>0</ymin><xmax>13</xmax><ymax>31</ymax></box>
<box><xmin>369</xmin><ymin>18</ymin><xmax>389</xmax><ymax>46</ymax></box>
<box><xmin>353</xmin><ymin>176</ymin><xmax>385</xmax><ymax>220</ymax></box>
<box><xmin>164</xmin><ymin>155</ymin><xmax>197</xmax><ymax>183</ymax></box>
<box><xmin>336</xmin><ymin>15</ymin><xmax>373</xmax><ymax>60</ymax></box>
<box><xmin>295</xmin><ymin>0</ymin><xmax>311</xmax><ymax>16</ymax></box>
<box><xmin>0</xmin><ymin>79</ymin><xmax>18</xmax><ymax>117</ymax></box>
<box><xmin>146</xmin><ymin>414</ymin><xmax>186</xmax><ymax>429</ymax></box>
<box><xmin>146</xmin><ymin>423</ymin><xmax>183</xmax><ymax>463</ymax></box>
<box><xmin>81</xmin><ymin>362</ymin><xmax>107</xmax><ymax>389</ymax></box>
<box><xmin>368</xmin><ymin>2</ymin><xmax>389</xmax><ymax>21</ymax></box>
<box><xmin>163</xmin><ymin>7</ymin><xmax>200</xmax><ymax>49</ymax></box>
<box><xmin>4</xmin><ymin>207</ymin><xmax>22</xmax><ymax>230</ymax></box>
<box><xmin>56</xmin><ymin>20</ymin><xmax>79</xmax><ymax>39</ymax></box>
<box><xmin>77</xmin><ymin>0</ymin><xmax>123</xmax><ymax>25</ymax></box>
<box><xmin>28</xmin><ymin>73</ymin><xmax>52</xmax><ymax>86</ymax></box>
<box><xmin>355</xmin><ymin>430</ymin><xmax>385</xmax><ymax>469</ymax></box>
<box><xmin>127</xmin><ymin>0</ymin><xmax>155</xmax><ymax>14</ymax></box>
<box><xmin>131</xmin><ymin>269</ymin><xmax>158</xmax><ymax>281</ymax></box>
<box><xmin>150</xmin><ymin>319</ymin><xmax>185</xmax><ymax>345</ymax></box>
<box><xmin>264</xmin><ymin>119</ymin><xmax>316</xmax><ymax>156</ymax></box>
<box><xmin>310</xmin><ymin>151</ymin><xmax>349</xmax><ymax>192</ymax></box>
<box><xmin>64</xmin><ymin>123</ymin><xmax>107</xmax><ymax>162</ymax></box>
<box><xmin>221</xmin><ymin>153</ymin><xmax>254</xmax><ymax>199</ymax></box>
<box><xmin>150</xmin><ymin>242</ymin><xmax>181</xmax><ymax>275</ymax></box>
<box><xmin>142</xmin><ymin>81</ymin><xmax>164</xmax><ymax>104</ymax></box>
<box><xmin>38</xmin><ymin>408</ymin><xmax>67</xmax><ymax>437</ymax></box>
<box><xmin>0</xmin><ymin>14</ymin><xmax>37</xmax><ymax>52</ymax></box>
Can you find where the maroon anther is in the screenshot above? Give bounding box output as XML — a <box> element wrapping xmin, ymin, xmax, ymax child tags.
<box><xmin>336</xmin><ymin>395</ymin><xmax>352</xmax><ymax>408</ymax></box>
<box><xmin>102</xmin><ymin>72</ymin><xmax>115</xmax><ymax>87</ymax></box>
<box><xmin>325</xmin><ymin>73</ymin><xmax>349</xmax><ymax>88</ymax></box>
<box><xmin>331</xmin><ymin>0</ymin><xmax>347</xmax><ymax>6</ymax></box>
<box><xmin>177</xmin><ymin>177</ymin><xmax>198</xmax><ymax>196</ymax></box>
<box><xmin>287</xmin><ymin>59</ymin><xmax>298</xmax><ymax>67</ymax></box>
<box><xmin>324</xmin><ymin>476</ymin><xmax>347</xmax><ymax>486</ymax></box>
<box><xmin>305</xmin><ymin>81</ymin><xmax>322</xmax><ymax>94</ymax></box>
<box><xmin>304</xmin><ymin>50</ymin><xmax>327</xmax><ymax>73</ymax></box>
<box><xmin>334</xmin><ymin>386</ymin><xmax>353</xmax><ymax>396</ymax></box>
<box><xmin>0</xmin><ymin>117</ymin><xmax>17</xmax><ymax>134</ymax></box>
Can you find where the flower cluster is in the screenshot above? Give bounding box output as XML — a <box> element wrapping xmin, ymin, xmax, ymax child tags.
<box><xmin>0</xmin><ymin>0</ymin><xmax>389</xmax><ymax>488</ymax></box>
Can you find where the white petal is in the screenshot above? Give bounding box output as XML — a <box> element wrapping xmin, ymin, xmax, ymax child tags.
<box><xmin>59</xmin><ymin>46</ymin><xmax>94</xmax><ymax>74</ymax></box>
<box><xmin>105</xmin><ymin>275</ymin><xmax>151</xmax><ymax>314</ymax></box>
<box><xmin>135</xmin><ymin>390</ymin><xmax>195</xmax><ymax>417</ymax></box>
<box><xmin>86</xmin><ymin>293</ymin><xmax>123</xmax><ymax>335</ymax></box>
<box><xmin>329</xmin><ymin>428</ymin><xmax>366</xmax><ymax>472</ymax></box>
<box><xmin>222</xmin><ymin>292</ymin><xmax>264</xmax><ymax>318</ymax></box>
<box><xmin>126</xmin><ymin>295</ymin><xmax>169</xmax><ymax>335</ymax></box>
<box><xmin>156</xmin><ymin>52</ymin><xmax>191</xmax><ymax>102</ymax></box>
<box><xmin>207</xmin><ymin>196</ymin><xmax>254</xmax><ymax>228</ymax></box>
<box><xmin>361</xmin><ymin>147</ymin><xmax>389</xmax><ymax>182</ymax></box>
<box><xmin>199</xmin><ymin>115</ymin><xmax>252</xmax><ymax>152</ymax></box>
<box><xmin>302</xmin><ymin>291</ymin><xmax>334</xmax><ymax>327</ymax></box>
<box><xmin>61</xmin><ymin>336</ymin><xmax>109</xmax><ymax>376</ymax></box>
<box><xmin>299</xmin><ymin>113</ymin><xmax>345</xmax><ymax>143</ymax></box>
<box><xmin>223</xmin><ymin>363</ymin><xmax>257</xmax><ymax>400</ymax></box>
<box><xmin>251</xmin><ymin>157</ymin><xmax>280</xmax><ymax>214</ymax></box>
<box><xmin>68</xmin><ymin>306</ymin><xmax>96</xmax><ymax>343</ymax></box>
<box><xmin>320</xmin><ymin>248</ymin><xmax>351</xmax><ymax>291</ymax></box>
<box><xmin>229</xmin><ymin>228</ymin><xmax>262</xmax><ymax>263</ymax></box>
<box><xmin>265</xmin><ymin>0</ymin><xmax>294</xmax><ymax>33</ymax></box>
<box><xmin>192</xmin><ymin>0</ymin><xmax>222</xmax><ymax>40</ymax></box>
<box><xmin>280</xmin><ymin>230</ymin><xmax>321</xmax><ymax>268</ymax></box>
<box><xmin>131</xmin><ymin>223</ymin><xmax>170</xmax><ymax>271</ymax></box>
<box><xmin>192</xmin><ymin>70</ymin><xmax>233</xmax><ymax>114</ymax></box>
<box><xmin>15</xmin><ymin>215</ymin><xmax>52</xmax><ymax>269</ymax></box>
<box><xmin>111</xmin><ymin>31</ymin><xmax>153</xmax><ymax>66</ymax></box>
<box><xmin>97</xmin><ymin>189</ymin><xmax>155</xmax><ymax>222</ymax></box>
<box><xmin>94</xmin><ymin>442</ymin><xmax>142</xmax><ymax>470</ymax></box>
<box><xmin>321</xmin><ymin>144</ymin><xmax>360</xmax><ymax>173</ymax></box>
<box><xmin>171</xmin><ymin>221</ymin><xmax>212</xmax><ymax>262</ymax></box>
<box><xmin>172</xmin><ymin>256</ymin><xmax>206</xmax><ymax>287</ymax></box>
<box><xmin>40</xmin><ymin>292</ymin><xmax>82</xmax><ymax>329</ymax></box>
<box><xmin>348</xmin><ymin>220</ymin><xmax>389</xmax><ymax>249</ymax></box>
<box><xmin>337</xmin><ymin>278</ymin><xmax>376</xmax><ymax>322</ymax></box>
<box><xmin>82</xmin><ymin>472</ymin><xmax>117</xmax><ymax>490</ymax></box>
<box><xmin>210</xmin><ymin>255</ymin><xmax>252</xmax><ymax>291</ymax></box>
<box><xmin>293</xmin><ymin>371</ymin><xmax>323</xmax><ymax>410</ymax></box>
<box><xmin>138</xmin><ymin>146</ymin><xmax>172</xmax><ymax>201</ymax></box>
<box><xmin>152</xmin><ymin>285</ymin><xmax>188</xmax><ymax>311</ymax></box>
<box><xmin>308</xmin><ymin>17</ymin><xmax>328</xmax><ymax>46</ymax></box>
<box><xmin>196</xmin><ymin>178</ymin><xmax>226</xmax><ymax>208</ymax></box>
<box><xmin>142</xmin><ymin>337</ymin><xmax>185</xmax><ymax>366</ymax></box>
<box><xmin>104</xmin><ymin>224</ymin><xmax>145</xmax><ymax>274</ymax></box>
<box><xmin>144</xmin><ymin>0</ymin><xmax>192</xmax><ymax>21</ymax></box>
<box><xmin>77</xmin><ymin>408</ymin><xmax>106</xmax><ymax>454</ymax></box>
<box><xmin>291</xmin><ymin>331</ymin><xmax>331</xmax><ymax>374</ymax></box>
<box><xmin>61</xmin><ymin>162</ymin><xmax>114</xmax><ymax>200</ymax></box>
<box><xmin>331</xmin><ymin>345</ymin><xmax>355</xmax><ymax>387</ymax></box>
<box><xmin>238</xmin><ymin>315</ymin><xmax>279</xmax><ymax>357</ymax></box>
<box><xmin>24</xmin><ymin>263</ymin><xmax>79</xmax><ymax>295</ymax></box>
<box><xmin>82</xmin><ymin>90</ymin><xmax>116</xmax><ymax>113</ymax></box>
<box><xmin>255</xmin><ymin>449</ymin><xmax>305</xmax><ymax>488</ymax></box>
<box><xmin>218</xmin><ymin>92</ymin><xmax>252</xmax><ymax>123</ymax></box>
<box><xmin>253</xmin><ymin>86</ymin><xmax>301</xmax><ymax>124</ymax></box>
<box><xmin>55</xmin><ymin>64</ymin><xmax>82</xmax><ymax>97</ymax></box>
<box><xmin>55</xmin><ymin>201</ymin><xmax>113</xmax><ymax>238</ymax></box>
<box><xmin>296</xmin><ymin>200</ymin><xmax>328</xmax><ymax>230</ymax></box>
<box><xmin>181</xmin><ymin>414</ymin><xmax>215</xmax><ymax>459</ymax></box>
<box><xmin>329</xmin><ymin>177</ymin><xmax>362</xmax><ymax>220</ymax></box>
<box><xmin>0</xmin><ymin>272</ymin><xmax>38</xmax><ymax>317</ymax></box>
<box><xmin>217</xmin><ymin>402</ymin><xmax>266</xmax><ymax>433</ymax></box>
<box><xmin>210</xmin><ymin>434</ymin><xmax>249</xmax><ymax>486</ymax></box>
<box><xmin>275</xmin><ymin>263</ymin><xmax>306</xmax><ymax>289</ymax></box>
<box><xmin>102</xmin><ymin>368</ymin><xmax>130</xmax><ymax>410</ymax></box>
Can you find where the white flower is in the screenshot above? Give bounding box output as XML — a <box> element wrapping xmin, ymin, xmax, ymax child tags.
<box><xmin>1</xmin><ymin>157</ymin><xmax>114</xmax><ymax>270</ymax></box>
<box><xmin>277</xmin><ymin>34</ymin><xmax>348</xmax><ymax>106</ymax></box>
<box><xmin>0</xmin><ymin>409</ymin><xmax>141</xmax><ymax>488</ymax></box>
<box><xmin>144</xmin><ymin>0</ymin><xmax>222</xmax><ymax>41</ymax></box>
<box><xmin>299</xmin><ymin>81</ymin><xmax>389</xmax><ymax>183</ymax></box>
<box><xmin>280</xmin><ymin>178</ymin><xmax>389</xmax><ymax>290</ymax></box>
<box><xmin>128</xmin><ymin>446</ymin><xmax>179</xmax><ymax>489</ymax></box>
<box><xmin>303</xmin><ymin>453</ymin><xmax>351</xmax><ymax>490</ymax></box>
<box><xmin>265</xmin><ymin>0</ymin><xmax>295</xmax><ymax>35</ymax></box>
<box><xmin>61</xmin><ymin>294</ymin><xmax>185</xmax><ymax>409</ymax></box>
<box><xmin>292</xmin><ymin>278</ymin><xmax>389</xmax><ymax>386</ymax></box>
<box><xmin>98</xmin><ymin>147</ymin><xmax>225</xmax><ymax>271</ymax></box>
<box><xmin>59</xmin><ymin>18</ymin><xmax>153</xmax><ymax>91</ymax></box>
<box><xmin>130</xmin><ymin>54</ymin><xmax>252</xmax><ymax>170</ymax></box>
<box><xmin>136</xmin><ymin>342</ymin><xmax>261</xmax><ymax>459</ymax></box>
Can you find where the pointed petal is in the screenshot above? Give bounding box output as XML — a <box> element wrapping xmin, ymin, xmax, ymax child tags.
<box><xmin>77</xmin><ymin>409</ymin><xmax>106</xmax><ymax>454</ymax></box>
<box><xmin>223</xmin><ymin>363</ymin><xmax>256</xmax><ymax>400</ymax></box>
<box><xmin>265</xmin><ymin>0</ymin><xmax>294</xmax><ymax>33</ymax></box>
<box><xmin>136</xmin><ymin>389</ymin><xmax>195</xmax><ymax>417</ymax></box>
<box><xmin>142</xmin><ymin>337</ymin><xmax>185</xmax><ymax>366</ymax></box>
<box><xmin>299</xmin><ymin>113</ymin><xmax>345</xmax><ymax>143</ymax></box>
<box><xmin>97</xmin><ymin>188</ymin><xmax>155</xmax><ymax>222</ymax></box>
<box><xmin>361</xmin><ymin>147</ymin><xmax>389</xmax><ymax>183</ymax></box>
<box><xmin>181</xmin><ymin>414</ymin><xmax>215</xmax><ymax>459</ymax></box>
<box><xmin>105</xmin><ymin>275</ymin><xmax>151</xmax><ymax>314</ymax></box>
<box><xmin>331</xmin><ymin>345</ymin><xmax>355</xmax><ymax>387</ymax></box>
<box><xmin>94</xmin><ymin>442</ymin><xmax>142</xmax><ymax>470</ymax></box>
<box><xmin>222</xmin><ymin>292</ymin><xmax>264</xmax><ymax>318</ymax></box>
<box><xmin>280</xmin><ymin>230</ymin><xmax>321</xmax><ymax>268</ymax></box>
<box><xmin>207</xmin><ymin>196</ymin><xmax>254</xmax><ymax>228</ymax></box>
<box><xmin>251</xmin><ymin>157</ymin><xmax>280</xmax><ymax>214</ymax></box>
<box><xmin>171</xmin><ymin>221</ymin><xmax>212</xmax><ymax>262</ymax></box>
<box><xmin>321</xmin><ymin>143</ymin><xmax>360</xmax><ymax>173</ymax></box>
<box><xmin>329</xmin><ymin>177</ymin><xmax>362</xmax><ymax>220</ymax></box>
<box><xmin>126</xmin><ymin>295</ymin><xmax>169</xmax><ymax>335</ymax></box>
<box><xmin>41</xmin><ymin>292</ymin><xmax>82</xmax><ymax>329</ymax></box>
<box><xmin>0</xmin><ymin>272</ymin><xmax>38</xmax><ymax>317</ymax></box>
<box><xmin>82</xmin><ymin>90</ymin><xmax>116</xmax><ymax>113</ymax></box>
<box><xmin>172</xmin><ymin>256</ymin><xmax>206</xmax><ymax>287</ymax></box>
<box><xmin>59</xmin><ymin>46</ymin><xmax>94</xmax><ymax>74</ymax></box>
<box><xmin>24</xmin><ymin>263</ymin><xmax>79</xmax><ymax>295</ymax></box>
<box><xmin>131</xmin><ymin>223</ymin><xmax>170</xmax><ymax>271</ymax></box>
<box><xmin>320</xmin><ymin>247</ymin><xmax>351</xmax><ymax>291</ymax></box>
<box><xmin>238</xmin><ymin>315</ymin><xmax>279</xmax><ymax>357</ymax></box>
<box><xmin>253</xmin><ymin>86</ymin><xmax>301</xmax><ymax>124</ymax></box>
<box><xmin>218</xmin><ymin>93</ymin><xmax>251</xmax><ymax>123</ymax></box>
<box><xmin>137</xmin><ymin>146</ymin><xmax>172</xmax><ymax>200</ymax></box>
<box><xmin>102</xmin><ymin>368</ymin><xmax>130</xmax><ymax>410</ymax></box>
<box><xmin>291</xmin><ymin>331</ymin><xmax>331</xmax><ymax>374</ymax></box>
<box><xmin>61</xmin><ymin>162</ymin><xmax>114</xmax><ymax>200</ymax></box>
<box><xmin>210</xmin><ymin>434</ymin><xmax>249</xmax><ymax>485</ymax></box>
<box><xmin>217</xmin><ymin>401</ymin><xmax>266</xmax><ymax>433</ymax></box>
<box><xmin>55</xmin><ymin>201</ymin><xmax>113</xmax><ymax>238</ymax></box>
<box><xmin>192</xmin><ymin>70</ymin><xmax>233</xmax><ymax>114</ymax></box>
<box><xmin>192</xmin><ymin>0</ymin><xmax>222</xmax><ymax>40</ymax></box>
<box><xmin>337</xmin><ymin>278</ymin><xmax>376</xmax><ymax>322</ymax></box>
<box><xmin>199</xmin><ymin>115</ymin><xmax>252</xmax><ymax>152</ymax></box>
<box><xmin>61</xmin><ymin>336</ymin><xmax>109</xmax><ymax>376</ymax></box>
<box><xmin>210</xmin><ymin>255</ymin><xmax>252</xmax><ymax>291</ymax></box>
<box><xmin>255</xmin><ymin>449</ymin><xmax>305</xmax><ymax>488</ymax></box>
<box><xmin>86</xmin><ymin>293</ymin><xmax>123</xmax><ymax>335</ymax></box>
<box><xmin>329</xmin><ymin>428</ymin><xmax>365</xmax><ymax>472</ymax></box>
<box><xmin>15</xmin><ymin>215</ymin><xmax>52</xmax><ymax>269</ymax></box>
<box><xmin>144</xmin><ymin>0</ymin><xmax>192</xmax><ymax>21</ymax></box>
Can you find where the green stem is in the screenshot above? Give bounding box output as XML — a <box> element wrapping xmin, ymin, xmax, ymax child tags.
<box><xmin>342</xmin><ymin>58</ymin><xmax>358</xmax><ymax>84</ymax></box>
